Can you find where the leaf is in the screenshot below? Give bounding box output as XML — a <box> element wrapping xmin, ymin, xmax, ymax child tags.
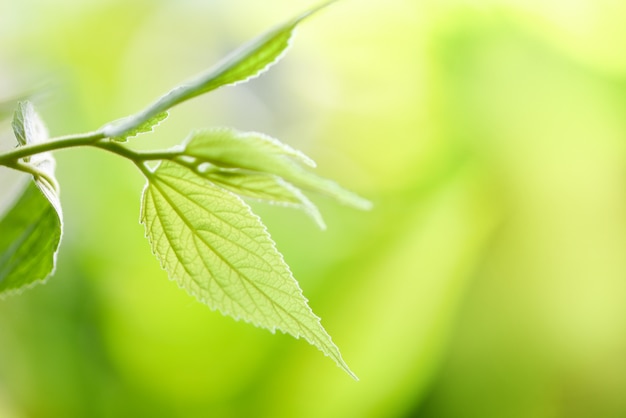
<box><xmin>201</xmin><ymin>169</ymin><xmax>326</xmax><ymax>229</ymax></box>
<box><xmin>102</xmin><ymin>1</ymin><xmax>336</xmax><ymax>138</ymax></box>
<box><xmin>0</xmin><ymin>101</ymin><xmax>62</xmax><ymax>294</ymax></box>
<box><xmin>110</xmin><ymin>111</ymin><xmax>168</xmax><ymax>142</ymax></box>
<box><xmin>11</xmin><ymin>102</ymin><xmax>61</xmax><ymax>212</ymax></box>
<box><xmin>175</xmin><ymin>2</ymin><xmax>334</xmax><ymax>100</ymax></box>
<box><xmin>184</xmin><ymin>128</ymin><xmax>372</xmax><ymax>210</ymax></box>
<box><xmin>12</xmin><ymin>101</ymin><xmax>48</xmax><ymax>148</ymax></box>
<box><xmin>140</xmin><ymin>160</ymin><xmax>356</xmax><ymax>378</ymax></box>
<box><xmin>186</xmin><ymin>128</ymin><xmax>315</xmax><ymax>170</ymax></box>
<box><xmin>0</xmin><ymin>183</ymin><xmax>62</xmax><ymax>293</ymax></box>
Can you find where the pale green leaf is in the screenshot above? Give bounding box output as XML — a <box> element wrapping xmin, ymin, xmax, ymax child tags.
<box><xmin>185</xmin><ymin>128</ymin><xmax>314</xmax><ymax>169</ymax></box>
<box><xmin>0</xmin><ymin>101</ymin><xmax>63</xmax><ymax>294</ymax></box>
<box><xmin>11</xmin><ymin>110</ymin><xmax>27</xmax><ymax>146</ymax></box>
<box><xmin>184</xmin><ymin>128</ymin><xmax>372</xmax><ymax>210</ymax></box>
<box><xmin>102</xmin><ymin>2</ymin><xmax>336</xmax><ymax>138</ymax></box>
<box><xmin>110</xmin><ymin>111</ymin><xmax>168</xmax><ymax>142</ymax></box>
<box><xmin>175</xmin><ymin>2</ymin><xmax>331</xmax><ymax>100</ymax></box>
<box><xmin>140</xmin><ymin>160</ymin><xmax>355</xmax><ymax>378</ymax></box>
<box><xmin>11</xmin><ymin>101</ymin><xmax>61</xmax><ymax>211</ymax></box>
<box><xmin>202</xmin><ymin>169</ymin><xmax>325</xmax><ymax>228</ymax></box>
<box><xmin>12</xmin><ymin>101</ymin><xmax>47</xmax><ymax>148</ymax></box>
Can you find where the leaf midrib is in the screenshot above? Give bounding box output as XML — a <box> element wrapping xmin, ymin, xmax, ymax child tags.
<box><xmin>147</xmin><ymin>171</ymin><xmax>323</xmax><ymax>338</ymax></box>
<box><xmin>148</xmin><ymin>177</ymin><xmax>301</xmax><ymax>321</ymax></box>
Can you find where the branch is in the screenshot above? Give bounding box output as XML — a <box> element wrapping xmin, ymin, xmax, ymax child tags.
<box><xmin>0</xmin><ymin>130</ymin><xmax>105</xmax><ymax>167</ymax></box>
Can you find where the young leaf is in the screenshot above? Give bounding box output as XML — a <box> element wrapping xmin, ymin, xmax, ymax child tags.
<box><xmin>186</xmin><ymin>128</ymin><xmax>314</xmax><ymax>170</ymax></box>
<box><xmin>172</xmin><ymin>1</ymin><xmax>336</xmax><ymax>101</ymax></box>
<box><xmin>110</xmin><ymin>111</ymin><xmax>168</xmax><ymax>142</ymax></box>
<box><xmin>140</xmin><ymin>160</ymin><xmax>356</xmax><ymax>378</ymax></box>
<box><xmin>184</xmin><ymin>128</ymin><xmax>373</xmax><ymax>210</ymax></box>
<box><xmin>12</xmin><ymin>101</ymin><xmax>48</xmax><ymax>149</ymax></box>
<box><xmin>201</xmin><ymin>169</ymin><xmax>326</xmax><ymax>229</ymax></box>
<box><xmin>11</xmin><ymin>102</ymin><xmax>61</xmax><ymax>213</ymax></box>
<box><xmin>0</xmin><ymin>101</ymin><xmax>63</xmax><ymax>294</ymax></box>
<box><xmin>102</xmin><ymin>1</ymin><xmax>336</xmax><ymax>138</ymax></box>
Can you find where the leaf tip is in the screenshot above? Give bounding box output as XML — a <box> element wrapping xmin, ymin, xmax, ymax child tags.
<box><xmin>329</xmin><ymin>349</ymin><xmax>359</xmax><ymax>380</ymax></box>
<box><xmin>295</xmin><ymin>0</ymin><xmax>340</xmax><ymax>24</ymax></box>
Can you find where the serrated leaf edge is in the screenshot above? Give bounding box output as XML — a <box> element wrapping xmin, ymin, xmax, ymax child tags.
<box><xmin>183</xmin><ymin>127</ymin><xmax>316</xmax><ymax>168</ymax></box>
<box><xmin>110</xmin><ymin>111</ymin><xmax>169</xmax><ymax>142</ymax></box>
<box><xmin>138</xmin><ymin>161</ymin><xmax>356</xmax><ymax>379</ymax></box>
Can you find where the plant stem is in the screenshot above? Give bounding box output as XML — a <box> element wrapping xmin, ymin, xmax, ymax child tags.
<box><xmin>93</xmin><ymin>141</ymin><xmax>182</xmax><ymax>163</ymax></box>
<box><xmin>4</xmin><ymin>160</ymin><xmax>59</xmax><ymax>192</ymax></box>
<box><xmin>0</xmin><ymin>130</ymin><xmax>105</xmax><ymax>166</ymax></box>
<box><xmin>0</xmin><ymin>129</ymin><xmax>184</xmax><ymax>180</ymax></box>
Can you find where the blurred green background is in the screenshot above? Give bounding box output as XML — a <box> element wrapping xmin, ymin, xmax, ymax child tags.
<box><xmin>2</xmin><ymin>0</ymin><xmax>626</xmax><ymax>417</ymax></box>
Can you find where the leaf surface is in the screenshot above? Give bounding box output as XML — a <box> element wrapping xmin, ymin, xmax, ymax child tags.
<box><xmin>0</xmin><ymin>101</ymin><xmax>62</xmax><ymax>294</ymax></box>
<box><xmin>140</xmin><ymin>160</ymin><xmax>355</xmax><ymax>378</ymax></box>
<box><xmin>184</xmin><ymin>128</ymin><xmax>372</xmax><ymax>210</ymax></box>
<box><xmin>12</xmin><ymin>101</ymin><xmax>47</xmax><ymax>148</ymax></box>
<box><xmin>202</xmin><ymin>169</ymin><xmax>325</xmax><ymax>228</ymax></box>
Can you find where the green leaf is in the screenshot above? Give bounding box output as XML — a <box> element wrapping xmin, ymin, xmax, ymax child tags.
<box><xmin>201</xmin><ymin>169</ymin><xmax>326</xmax><ymax>229</ymax></box>
<box><xmin>173</xmin><ymin>2</ymin><xmax>335</xmax><ymax>101</ymax></box>
<box><xmin>0</xmin><ymin>183</ymin><xmax>62</xmax><ymax>293</ymax></box>
<box><xmin>0</xmin><ymin>101</ymin><xmax>62</xmax><ymax>294</ymax></box>
<box><xmin>110</xmin><ymin>111</ymin><xmax>168</xmax><ymax>142</ymax></box>
<box><xmin>102</xmin><ymin>1</ymin><xmax>336</xmax><ymax>138</ymax></box>
<box><xmin>11</xmin><ymin>102</ymin><xmax>61</xmax><ymax>210</ymax></box>
<box><xmin>140</xmin><ymin>160</ymin><xmax>356</xmax><ymax>378</ymax></box>
<box><xmin>12</xmin><ymin>101</ymin><xmax>48</xmax><ymax>148</ymax></box>
<box><xmin>186</xmin><ymin>128</ymin><xmax>315</xmax><ymax>170</ymax></box>
<box><xmin>184</xmin><ymin>128</ymin><xmax>372</xmax><ymax>210</ymax></box>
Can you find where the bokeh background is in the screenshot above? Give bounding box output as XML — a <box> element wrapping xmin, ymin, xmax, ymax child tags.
<box><xmin>2</xmin><ymin>0</ymin><xmax>626</xmax><ymax>417</ymax></box>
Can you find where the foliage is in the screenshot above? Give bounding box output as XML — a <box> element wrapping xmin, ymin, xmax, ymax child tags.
<box><xmin>0</xmin><ymin>1</ymin><xmax>367</xmax><ymax>378</ymax></box>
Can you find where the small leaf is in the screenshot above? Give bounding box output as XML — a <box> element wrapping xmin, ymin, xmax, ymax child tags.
<box><xmin>140</xmin><ymin>160</ymin><xmax>355</xmax><ymax>378</ymax></box>
<box><xmin>0</xmin><ymin>101</ymin><xmax>63</xmax><ymax>294</ymax></box>
<box><xmin>110</xmin><ymin>111</ymin><xmax>168</xmax><ymax>142</ymax></box>
<box><xmin>184</xmin><ymin>128</ymin><xmax>372</xmax><ymax>210</ymax></box>
<box><xmin>177</xmin><ymin>2</ymin><xmax>331</xmax><ymax>100</ymax></box>
<box><xmin>12</xmin><ymin>101</ymin><xmax>48</xmax><ymax>149</ymax></box>
<box><xmin>102</xmin><ymin>2</ymin><xmax>336</xmax><ymax>138</ymax></box>
<box><xmin>11</xmin><ymin>102</ymin><xmax>61</xmax><ymax>211</ymax></box>
<box><xmin>185</xmin><ymin>128</ymin><xmax>314</xmax><ymax>170</ymax></box>
<box><xmin>202</xmin><ymin>169</ymin><xmax>325</xmax><ymax>229</ymax></box>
